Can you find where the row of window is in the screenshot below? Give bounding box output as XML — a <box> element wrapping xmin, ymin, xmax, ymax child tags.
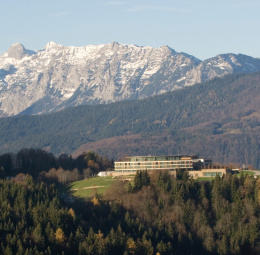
<box><xmin>203</xmin><ymin>172</ymin><xmax>223</xmax><ymax>177</ymax></box>
<box><xmin>115</xmin><ymin>166</ymin><xmax>192</xmax><ymax>169</ymax></box>
<box><xmin>115</xmin><ymin>164</ymin><xmax>193</xmax><ymax>171</ymax></box>
<box><xmin>116</xmin><ymin>161</ymin><xmax>192</xmax><ymax>166</ymax></box>
<box><xmin>128</xmin><ymin>156</ymin><xmax>190</xmax><ymax>162</ymax></box>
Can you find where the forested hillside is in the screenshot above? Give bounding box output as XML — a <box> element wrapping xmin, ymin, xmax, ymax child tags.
<box><xmin>0</xmin><ymin>72</ymin><xmax>259</xmax><ymax>167</ymax></box>
<box><xmin>1</xmin><ymin>170</ymin><xmax>260</xmax><ymax>254</ymax></box>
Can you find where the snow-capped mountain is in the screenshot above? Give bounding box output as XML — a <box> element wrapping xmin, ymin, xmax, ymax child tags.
<box><xmin>0</xmin><ymin>42</ymin><xmax>260</xmax><ymax>117</ymax></box>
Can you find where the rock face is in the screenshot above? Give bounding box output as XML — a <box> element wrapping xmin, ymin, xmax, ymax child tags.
<box><xmin>0</xmin><ymin>41</ymin><xmax>260</xmax><ymax>117</ymax></box>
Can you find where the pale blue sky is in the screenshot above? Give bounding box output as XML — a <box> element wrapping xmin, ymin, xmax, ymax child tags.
<box><xmin>1</xmin><ymin>0</ymin><xmax>260</xmax><ymax>60</ymax></box>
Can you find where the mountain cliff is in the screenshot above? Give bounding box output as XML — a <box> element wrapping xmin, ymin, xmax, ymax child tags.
<box><xmin>1</xmin><ymin>42</ymin><xmax>260</xmax><ymax>117</ymax></box>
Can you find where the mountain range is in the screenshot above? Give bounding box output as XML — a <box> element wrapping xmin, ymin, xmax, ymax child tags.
<box><xmin>1</xmin><ymin>42</ymin><xmax>260</xmax><ymax>117</ymax></box>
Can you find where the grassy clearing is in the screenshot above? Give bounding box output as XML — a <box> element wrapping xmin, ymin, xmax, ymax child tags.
<box><xmin>70</xmin><ymin>177</ymin><xmax>114</xmax><ymax>189</ymax></box>
<box><xmin>66</xmin><ymin>176</ymin><xmax>134</xmax><ymax>198</ymax></box>
<box><xmin>71</xmin><ymin>186</ymin><xmax>109</xmax><ymax>198</ymax></box>
<box><xmin>235</xmin><ymin>170</ymin><xmax>255</xmax><ymax>177</ymax></box>
<box><xmin>67</xmin><ymin>177</ymin><xmax>114</xmax><ymax>198</ymax></box>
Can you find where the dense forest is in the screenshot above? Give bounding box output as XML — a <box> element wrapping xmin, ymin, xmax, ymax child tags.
<box><xmin>0</xmin><ymin>72</ymin><xmax>259</xmax><ymax>167</ymax></box>
<box><xmin>1</xmin><ymin>165</ymin><xmax>260</xmax><ymax>254</ymax></box>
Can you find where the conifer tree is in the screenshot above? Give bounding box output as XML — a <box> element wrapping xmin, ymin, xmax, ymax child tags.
<box><xmin>55</xmin><ymin>228</ymin><xmax>66</xmax><ymax>243</ymax></box>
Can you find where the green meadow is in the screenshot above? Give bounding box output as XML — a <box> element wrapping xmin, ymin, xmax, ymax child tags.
<box><xmin>236</xmin><ymin>170</ymin><xmax>255</xmax><ymax>177</ymax></box>
<box><xmin>66</xmin><ymin>177</ymin><xmax>113</xmax><ymax>198</ymax></box>
<box><xmin>66</xmin><ymin>176</ymin><xmax>134</xmax><ymax>198</ymax></box>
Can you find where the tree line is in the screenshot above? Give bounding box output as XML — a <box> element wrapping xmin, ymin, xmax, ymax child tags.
<box><xmin>0</xmin><ymin>148</ymin><xmax>113</xmax><ymax>184</ymax></box>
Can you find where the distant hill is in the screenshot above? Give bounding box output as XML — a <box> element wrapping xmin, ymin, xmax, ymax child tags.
<box><xmin>1</xmin><ymin>42</ymin><xmax>260</xmax><ymax>117</ymax></box>
<box><xmin>0</xmin><ymin>72</ymin><xmax>259</xmax><ymax>167</ymax></box>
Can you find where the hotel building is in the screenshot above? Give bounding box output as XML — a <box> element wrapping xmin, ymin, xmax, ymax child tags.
<box><xmin>114</xmin><ymin>155</ymin><xmax>211</xmax><ymax>172</ymax></box>
<box><xmin>114</xmin><ymin>155</ymin><xmax>227</xmax><ymax>178</ymax></box>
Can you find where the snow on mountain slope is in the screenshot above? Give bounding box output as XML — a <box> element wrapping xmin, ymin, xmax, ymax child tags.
<box><xmin>0</xmin><ymin>42</ymin><xmax>260</xmax><ymax>117</ymax></box>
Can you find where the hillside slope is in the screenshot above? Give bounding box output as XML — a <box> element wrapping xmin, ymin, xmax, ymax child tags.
<box><xmin>0</xmin><ymin>72</ymin><xmax>259</xmax><ymax>167</ymax></box>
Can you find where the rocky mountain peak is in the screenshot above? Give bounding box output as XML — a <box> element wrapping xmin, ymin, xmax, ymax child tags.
<box><xmin>160</xmin><ymin>45</ymin><xmax>176</xmax><ymax>54</ymax></box>
<box><xmin>7</xmin><ymin>42</ymin><xmax>27</xmax><ymax>59</ymax></box>
<box><xmin>111</xmin><ymin>41</ymin><xmax>119</xmax><ymax>47</ymax></box>
<box><xmin>44</xmin><ymin>41</ymin><xmax>63</xmax><ymax>50</ymax></box>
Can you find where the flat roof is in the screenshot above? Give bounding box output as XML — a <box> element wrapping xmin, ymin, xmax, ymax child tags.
<box><xmin>124</xmin><ymin>154</ymin><xmax>198</xmax><ymax>158</ymax></box>
<box><xmin>116</xmin><ymin>154</ymin><xmax>200</xmax><ymax>162</ymax></box>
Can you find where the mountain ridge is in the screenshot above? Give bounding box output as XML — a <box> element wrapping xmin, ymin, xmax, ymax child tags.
<box><xmin>0</xmin><ymin>72</ymin><xmax>259</xmax><ymax>167</ymax></box>
<box><xmin>1</xmin><ymin>42</ymin><xmax>260</xmax><ymax>117</ymax></box>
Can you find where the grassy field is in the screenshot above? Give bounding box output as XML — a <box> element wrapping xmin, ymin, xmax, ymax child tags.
<box><xmin>236</xmin><ymin>170</ymin><xmax>255</xmax><ymax>177</ymax></box>
<box><xmin>67</xmin><ymin>177</ymin><xmax>114</xmax><ymax>198</ymax></box>
<box><xmin>66</xmin><ymin>176</ymin><xmax>134</xmax><ymax>198</ymax></box>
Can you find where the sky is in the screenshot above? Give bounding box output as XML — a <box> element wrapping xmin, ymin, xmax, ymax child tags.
<box><xmin>1</xmin><ymin>0</ymin><xmax>260</xmax><ymax>60</ymax></box>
